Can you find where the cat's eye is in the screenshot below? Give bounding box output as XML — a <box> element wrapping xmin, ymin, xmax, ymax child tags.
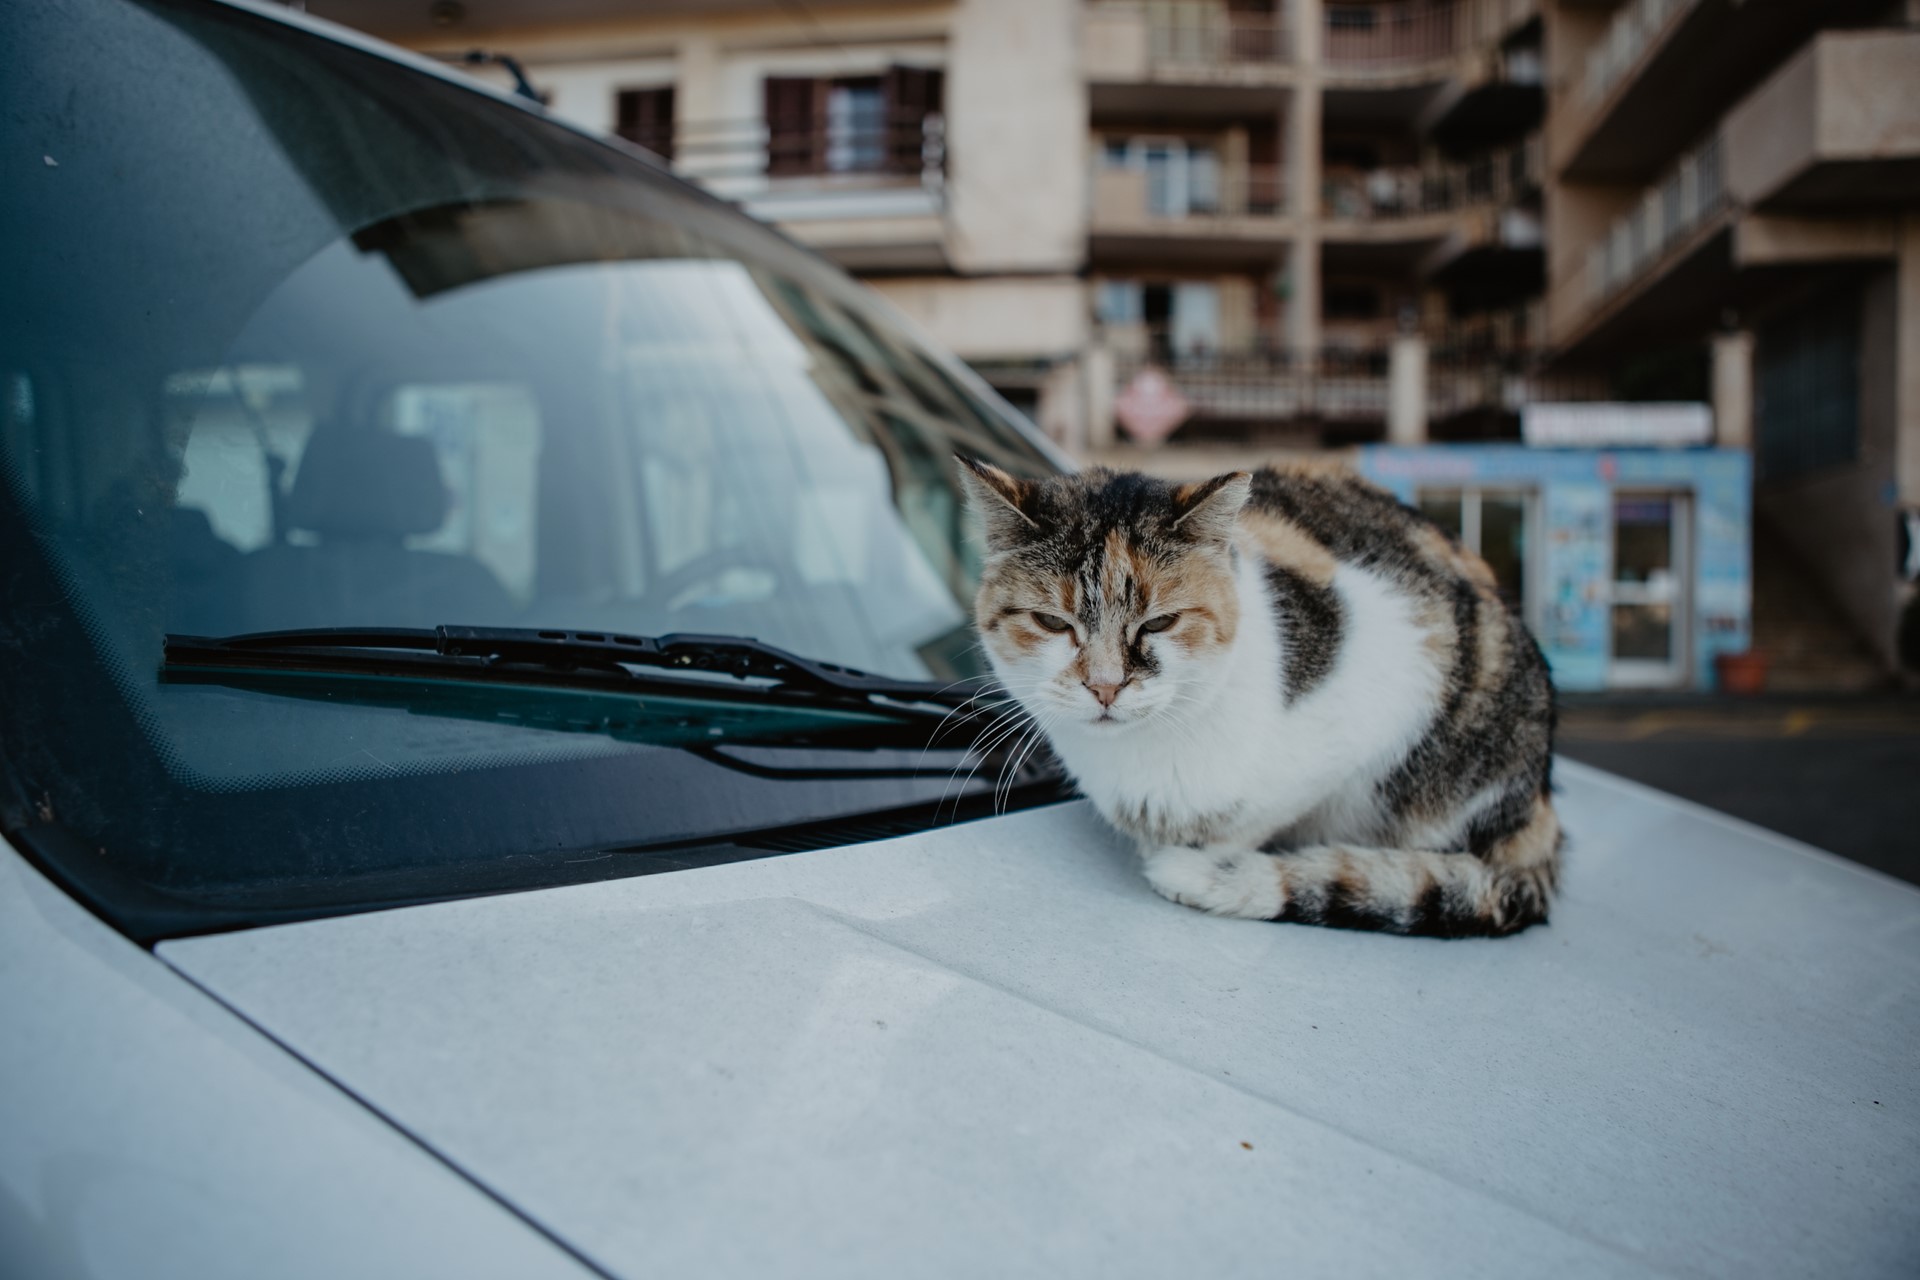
<box><xmin>1031</xmin><ymin>612</ymin><xmax>1075</xmax><ymax>634</ymax></box>
<box><xmin>1139</xmin><ymin>614</ymin><xmax>1180</xmax><ymax>634</ymax></box>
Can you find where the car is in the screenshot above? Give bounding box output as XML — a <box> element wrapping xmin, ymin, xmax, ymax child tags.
<box><xmin>3</xmin><ymin>1</ymin><xmax>1916</xmax><ymax>1276</ymax></box>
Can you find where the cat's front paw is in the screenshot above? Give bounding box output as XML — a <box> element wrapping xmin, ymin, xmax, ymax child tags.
<box><xmin>1142</xmin><ymin>846</ymin><xmax>1283</xmax><ymax>920</ymax></box>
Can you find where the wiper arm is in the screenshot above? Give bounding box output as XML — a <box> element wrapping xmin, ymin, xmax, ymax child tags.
<box><xmin>162</xmin><ymin>625</ymin><xmax>997</xmax><ymax>715</ymax></box>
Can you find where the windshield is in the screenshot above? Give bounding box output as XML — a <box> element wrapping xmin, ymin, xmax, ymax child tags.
<box><xmin>0</xmin><ymin>0</ymin><xmax>1064</xmax><ymax>940</ymax></box>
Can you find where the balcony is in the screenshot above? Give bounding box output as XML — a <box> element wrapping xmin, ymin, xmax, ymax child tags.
<box><xmin>1323</xmin><ymin>1</ymin><xmax>1458</xmax><ymax>83</ymax></box>
<box><xmin>1110</xmin><ymin>333</ymin><xmax>1394</xmax><ymax>427</ymax></box>
<box><xmin>1089</xmin><ymin>162</ymin><xmax>1293</xmax><ymax>263</ymax></box>
<box><xmin>1084</xmin><ymin>2</ymin><xmax>1293</xmax><ymax>92</ymax></box>
<box><xmin>1721</xmin><ymin>30</ymin><xmax>1920</xmax><ymax>212</ymax></box>
<box><xmin>1320</xmin><ymin>137</ymin><xmax>1540</xmax><ymax>269</ymax></box>
<box><xmin>1426</xmin><ymin>350</ymin><xmax>1607</xmax><ymax>426</ymax></box>
<box><xmin>1579</xmin><ymin>133</ymin><xmax>1728</xmax><ymax>320</ymax></box>
<box><xmin>669</xmin><ymin>114</ymin><xmax>948</xmax><ymax>269</ymax></box>
<box><xmin>1552</xmin><ymin>0</ymin><xmax>1887</xmax><ymax>182</ymax></box>
<box><xmin>1325</xmin><ymin>137</ymin><xmax>1536</xmax><ymax>217</ymax></box>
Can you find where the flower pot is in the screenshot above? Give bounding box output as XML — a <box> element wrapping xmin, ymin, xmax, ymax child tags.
<box><xmin>1714</xmin><ymin>650</ymin><xmax>1769</xmax><ymax>695</ymax></box>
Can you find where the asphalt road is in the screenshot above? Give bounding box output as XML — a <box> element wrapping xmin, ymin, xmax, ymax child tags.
<box><xmin>1557</xmin><ymin>696</ymin><xmax>1920</xmax><ymax>888</ymax></box>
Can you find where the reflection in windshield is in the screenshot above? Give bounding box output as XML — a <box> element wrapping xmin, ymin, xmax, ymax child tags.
<box><xmin>157</xmin><ymin>219</ymin><xmax>1030</xmax><ymax>679</ymax></box>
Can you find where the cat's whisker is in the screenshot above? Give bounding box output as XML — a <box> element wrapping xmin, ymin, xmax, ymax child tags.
<box><xmin>939</xmin><ymin>704</ymin><xmax>1035</xmax><ymax>821</ymax></box>
<box><xmin>997</xmin><ymin>711</ymin><xmax>1057</xmax><ymax>813</ymax></box>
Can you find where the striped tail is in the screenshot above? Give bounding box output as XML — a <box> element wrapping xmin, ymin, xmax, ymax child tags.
<box><xmin>1142</xmin><ymin>798</ymin><xmax>1562</xmax><ymax>938</ymax></box>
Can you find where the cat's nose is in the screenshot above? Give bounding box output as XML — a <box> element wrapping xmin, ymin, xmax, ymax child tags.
<box><xmin>1085</xmin><ymin>679</ymin><xmax>1127</xmax><ymax>708</ymax></box>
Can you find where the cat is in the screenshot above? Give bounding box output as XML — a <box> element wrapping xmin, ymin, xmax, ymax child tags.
<box><xmin>957</xmin><ymin>457</ymin><xmax>1561</xmax><ymax>937</ymax></box>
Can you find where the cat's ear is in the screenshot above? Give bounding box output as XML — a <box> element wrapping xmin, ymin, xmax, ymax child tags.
<box><xmin>1169</xmin><ymin>471</ymin><xmax>1252</xmax><ymax>543</ymax></box>
<box><xmin>956</xmin><ymin>456</ymin><xmax>1042</xmax><ymax>550</ymax></box>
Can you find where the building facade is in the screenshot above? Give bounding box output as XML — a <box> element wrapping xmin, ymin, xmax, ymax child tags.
<box><xmin>1539</xmin><ymin>0</ymin><xmax>1920</xmax><ymax>686</ymax></box>
<box><xmin>310</xmin><ymin>0</ymin><xmax>1919</xmax><ymax>689</ymax></box>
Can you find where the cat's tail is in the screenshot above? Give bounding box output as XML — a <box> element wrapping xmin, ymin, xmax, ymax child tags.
<box><xmin>1143</xmin><ymin>797</ymin><xmax>1562</xmax><ymax>938</ymax></box>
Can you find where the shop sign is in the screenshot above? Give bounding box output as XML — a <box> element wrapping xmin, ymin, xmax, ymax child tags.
<box><xmin>1115</xmin><ymin>367</ymin><xmax>1190</xmax><ymax>446</ymax></box>
<box><xmin>1522</xmin><ymin>402</ymin><xmax>1711</xmax><ymax>449</ymax></box>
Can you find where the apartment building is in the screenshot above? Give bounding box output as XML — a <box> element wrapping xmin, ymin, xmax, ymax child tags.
<box><xmin>309</xmin><ymin>0</ymin><xmax>1547</xmax><ymax>453</ymax></box>
<box><xmin>1540</xmin><ymin>0</ymin><xmax>1920</xmax><ymax>684</ymax></box>
<box><xmin>309</xmin><ymin>0</ymin><xmax>1917</xmax><ymax>688</ymax></box>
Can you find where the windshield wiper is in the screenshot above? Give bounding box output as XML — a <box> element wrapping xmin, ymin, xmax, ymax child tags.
<box><xmin>161</xmin><ymin>625</ymin><xmax>998</xmax><ymax>718</ymax></box>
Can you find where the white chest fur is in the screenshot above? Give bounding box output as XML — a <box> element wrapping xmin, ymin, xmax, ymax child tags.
<box><xmin>1042</xmin><ymin>549</ymin><xmax>1444</xmax><ymax>850</ymax></box>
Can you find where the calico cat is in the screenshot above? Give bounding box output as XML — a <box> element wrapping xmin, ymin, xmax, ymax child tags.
<box><xmin>958</xmin><ymin>458</ymin><xmax>1561</xmax><ymax>937</ymax></box>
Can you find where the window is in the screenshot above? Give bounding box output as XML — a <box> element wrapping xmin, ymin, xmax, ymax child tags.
<box><xmin>764</xmin><ymin>66</ymin><xmax>943</xmax><ymax>178</ymax></box>
<box><xmin>1324</xmin><ymin>284</ymin><xmax>1382</xmax><ymax>321</ymax></box>
<box><xmin>614</xmin><ymin>86</ymin><xmax>674</xmax><ymax>160</ymax></box>
<box><xmin>1096</xmin><ymin>280</ymin><xmax>1144</xmax><ymax>325</ymax></box>
<box><xmin>1418</xmin><ymin>488</ymin><xmax>1533</xmax><ymax>614</ymax></box>
<box><xmin>1104</xmin><ymin>138</ymin><xmax>1221</xmax><ymax>217</ymax></box>
<box><xmin>825</xmin><ymin>79</ymin><xmax>886</xmax><ymax>173</ymax></box>
<box><xmin>1756</xmin><ymin>287</ymin><xmax>1860</xmax><ymax>482</ymax></box>
<box><xmin>1323</xmin><ymin>141</ymin><xmax>1381</xmax><ymax>170</ymax></box>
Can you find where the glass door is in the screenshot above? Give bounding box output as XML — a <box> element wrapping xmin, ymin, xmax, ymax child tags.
<box><xmin>1608</xmin><ymin>491</ymin><xmax>1690</xmax><ymax>687</ymax></box>
<box><xmin>1170</xmin><ymin>282</ymin><xmax>1221</xmax><ymax>358</ymax></box>
<box><xmin>1127</xmin><ymin>138</ymin><xmax>1219</xmax><ymax>217</ymax></box>
<box><xmin>1415</xmin><ymin>487</ymin><xmax>1537</xmax><ymax>630</ymax></box>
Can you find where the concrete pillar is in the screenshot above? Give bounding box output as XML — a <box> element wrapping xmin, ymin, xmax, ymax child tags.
<box><xmin>947</xmin><ymin>0</ymin><xmax>1088</xmax><ymax>274</ymax></box>
<box><xmin>674</xmin><ymin>36</ymin><xmax>724</xmax><ymax>181</ymax></box>
<box><xmin>676</xmin><ymin>36</ymin><xmax>723</xmax><ymax>121</ymax></box>
<box><xmin>1711</xmin><ymin>330</ymin><xmax>1754</xmax><ymax>449</ymax></box>
<box><xmin>1223</xmin><ymin>125</ymin><xmax>1250</xmax><ymax>216</ymax></box>
<box><xmin>1286</xmin><ymin>234</ymin><xmax>1321</xmax><ymax>365</ymax></box>
<box><xmin>1038</xmin><ymin>359</ymin><xmax>1085</xmax><ymax>454</ymax></box>
<box><xmin>1900</xmin><ymin>215</ymin><xmax>1920</xmax><ymax>506</ymax></box>
<box><xmin>1388</xmin><ymin>336</ymin><xmax>1429</xmax><ymax>445</ymax></box>
<box><xmin>1084</xmin><ymin>344</ymin><xmax>1117</xmax><ymax>454</ymax></box>
<box><xmin>1287</xmin><ymin>0</ymin><xmax>1322</xmax><ymax>365</ymax></box>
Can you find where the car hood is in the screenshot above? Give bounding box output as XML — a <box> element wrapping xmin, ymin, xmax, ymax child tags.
<box><xmin>159</xmin><ymin>760</ymin><xmax>1920</xmax><ymax>1279</ymax></box>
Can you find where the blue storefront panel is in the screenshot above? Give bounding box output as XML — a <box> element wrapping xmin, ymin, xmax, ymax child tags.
<box><xmin>1357</xmin><ymin>446</ymin><xmax>1751</xmax><ymax>691</ymax></box>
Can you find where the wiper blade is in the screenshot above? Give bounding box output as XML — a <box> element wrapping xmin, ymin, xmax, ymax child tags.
<box><xmin>162</xmin><ymin>625</ymin><xmax>997</xmax><ymax>714</ymax></box>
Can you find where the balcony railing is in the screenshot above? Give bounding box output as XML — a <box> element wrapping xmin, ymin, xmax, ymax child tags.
<box><xmin>1324</xmin><ymin>2</ymin><xmax>1457</xmax><ymax>76</ymax></box>
<box><xmin>1427</xmin><ymin>352</ymin><xmax>1609</xmax><ymax>419</ymax></box>
<box><xmin>1322</xmin><ymin>136</ymin><xmax>1539</xmax><ymax>220</ymax></box>
<box><xmin>1114</xmin><ymin>340</ymin><xmax>1396</xmax><ymax>422</ymax></box>
<box><xmin>1579</xmin><ymin>0</ymin><xmax>1695</xmax><ymax>107</ymax></box>
<box><xmin>1113</xmin><ymin>330</ymin><xmax>1604</xmax><ymax>427</ymax></box>
<box><xmin>1584</xmin><ymin>131</ymin><xmax>1725</xmax><ymax>306</ymax></box>
<box><xmin>1147</xmin><ymin>4</ymin><xmax>1293</xmax><ymax>66</ymax></box>
<box><xmin>669</xmin><ymin>114</ymin><xmax>947</xmax><ymax>198</ymax></box>
<box><xmin>1091</xmin><ymin>162</ymin><xmax>1289</xmax><ymax>224</ymax></box>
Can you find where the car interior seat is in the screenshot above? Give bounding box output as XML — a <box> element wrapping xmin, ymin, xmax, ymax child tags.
<box><xmin>213</xmin><ymin>419</ymin><xmax>516</xmax><ymax>633</ymax></box>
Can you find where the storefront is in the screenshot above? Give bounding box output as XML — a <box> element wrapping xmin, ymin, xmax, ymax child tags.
<box><xmin>1356</xmin><ymin>445</ymin><xmax>1751</xmax><ymax>692</ymax></box>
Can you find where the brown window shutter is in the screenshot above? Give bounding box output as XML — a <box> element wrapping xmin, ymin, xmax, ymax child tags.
<box><xmin>764</xmin><ymin>76</ymin><xmax>821</xmax><ymax>175</ymax></box>
<box><xmin>880</xmin><ymin>65</ymin><xmax>943</xmax><ymax>175</ymax></box>
<box><xmin>615</xmin><ymin>87</ymin><xmax>675</xmax><ymax>161</ymax></box>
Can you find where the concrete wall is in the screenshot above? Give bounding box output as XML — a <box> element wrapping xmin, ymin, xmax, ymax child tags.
<box><xmin>1541</xmin><ymin>0</ymin><xmax>1637</xmax><ymax>347</ymax></box>
<box><xmin>1722</xmin><ymin>37</ymin><xmax>1819</xmax><ymax>207</ymax></box>
<box><xmin>944</xmin><ymin>0</ymin><xmax>1086</xmax><ymax>273</ymax></box>
<box><xmin>1755</xmin><ymin>272</ymin><xmax>1901</xmax><ymax>668</ymax></box>
<box><xmin>1541</xmin><ymin>2</ymin><xmax>1610</xmax><ymax>174</ymax></box>
<box><xmin>1725</xmin><ymin>31</ymin><xmax>1920</xmax><ymax>207</ymax></box>
<box><xmin>1542</xmin><ymin>182</ymin><xmax>1637</xmax><ymax>345</ymax></box>
<box><xmin>1081</xmin><ymin>4</ymin><xmax>1148</xmax><ymax>81</ymax></box>
<box><xmin>867</xmin><ymin>276</ymin><xmax>1086</xmax><ymax>360</ymax></box>
<box><xmin>1902</xmin><ymin>216</ymin><xmax>1920</xmax><ymax>510</ymax></box>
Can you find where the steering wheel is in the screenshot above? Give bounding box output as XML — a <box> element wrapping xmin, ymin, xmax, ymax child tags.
<box><xmin>645</xmin><ymin>548</ymin><xmax>802</xmax><ymax>614</ymax></box>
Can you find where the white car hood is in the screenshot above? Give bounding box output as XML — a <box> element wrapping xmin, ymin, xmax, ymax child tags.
<box><xmin>160</xmin><ymin>760</ymin><xmax>1920</xmax><ymax>1279</ymax></box>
